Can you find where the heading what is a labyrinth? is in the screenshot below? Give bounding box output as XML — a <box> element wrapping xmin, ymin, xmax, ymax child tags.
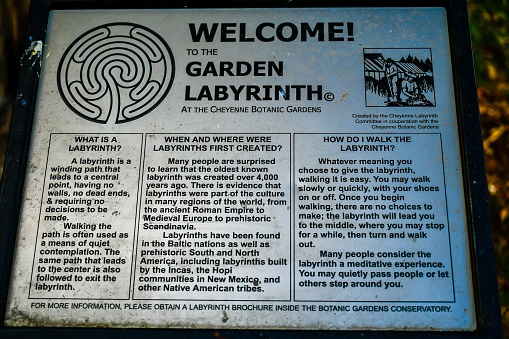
<box><xmin>57</xmin><ymin>23</ymin><xmax>175</xmax><ymax>124</ymax></box>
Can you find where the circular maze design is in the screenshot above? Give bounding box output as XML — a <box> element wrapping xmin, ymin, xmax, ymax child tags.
<box><xmin>58</xmin><ymin>23</ymin><xmax>174</xmax><ymax>124</ymax></box>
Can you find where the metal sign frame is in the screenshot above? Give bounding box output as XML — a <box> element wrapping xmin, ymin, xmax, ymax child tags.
<box><xmin>0</xmin><ymin>0</ymin><xmax>501</xmax><ymax>337</ymax></box>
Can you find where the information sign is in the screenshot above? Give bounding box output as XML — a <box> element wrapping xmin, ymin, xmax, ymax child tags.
<box><xmin>0</xmin><ymin>2</ymin><xmax>499</xmax><ymax>335</ymax></box>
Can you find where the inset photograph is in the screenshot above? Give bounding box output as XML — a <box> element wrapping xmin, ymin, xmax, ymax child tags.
<box><xmin>364</xmin><ymin>48</ymin><xmax>435</xmax><ymax>107</ymax></box>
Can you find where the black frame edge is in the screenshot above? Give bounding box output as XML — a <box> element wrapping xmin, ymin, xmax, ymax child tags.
<box><xmin>0</xmin><ymin>0</ymin><xmax>501</xmax><ymax>337</ymax></box>
<box><xmin>0</xmin><ymin>0</ymin><xmax>51</xmax><ymax>323</ymax></box>
<box><xmin>448</xmin><ymin>0</ymin><xmax>502</xmax><ymax>337</ymax></box>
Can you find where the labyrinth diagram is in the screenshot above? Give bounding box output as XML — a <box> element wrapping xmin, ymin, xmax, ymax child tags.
<box><xmin>57</xmin><ymin>23</ymin><xmax>175</xmax><ymax>124</ymax></box>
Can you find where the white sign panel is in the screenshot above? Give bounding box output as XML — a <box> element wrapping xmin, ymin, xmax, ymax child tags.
<box><xmin>6</xmin><ymin>8</ymin><xmax>475</xmax><ymax>330</ymax></box>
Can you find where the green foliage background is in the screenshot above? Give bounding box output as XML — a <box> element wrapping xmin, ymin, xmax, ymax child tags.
<box><xmin>469</xmin><ymin>0</ymin><xmax>509</xmax><ymax>335</ymax></box>
<box><xmin>0</xmin><ymin>0</ymin><xmax>507</xmax><ymax>334</ymax></box>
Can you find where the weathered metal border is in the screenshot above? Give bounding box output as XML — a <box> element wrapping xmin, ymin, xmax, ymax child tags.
<box><xmin>0</xmin><ymin>0</ymin><xmax>501</xmax><ymax>337</ymax></box>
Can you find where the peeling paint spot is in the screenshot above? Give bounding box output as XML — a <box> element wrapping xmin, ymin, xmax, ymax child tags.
<box><xmin>26</xmin><ymin>40</ymin><xmax>43</xmax><ymax>60</ymax></box>
<box><xmin>221</xmin><ymin>311</ymin><xmax>229</xmax><ymax>323</ymax></box>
